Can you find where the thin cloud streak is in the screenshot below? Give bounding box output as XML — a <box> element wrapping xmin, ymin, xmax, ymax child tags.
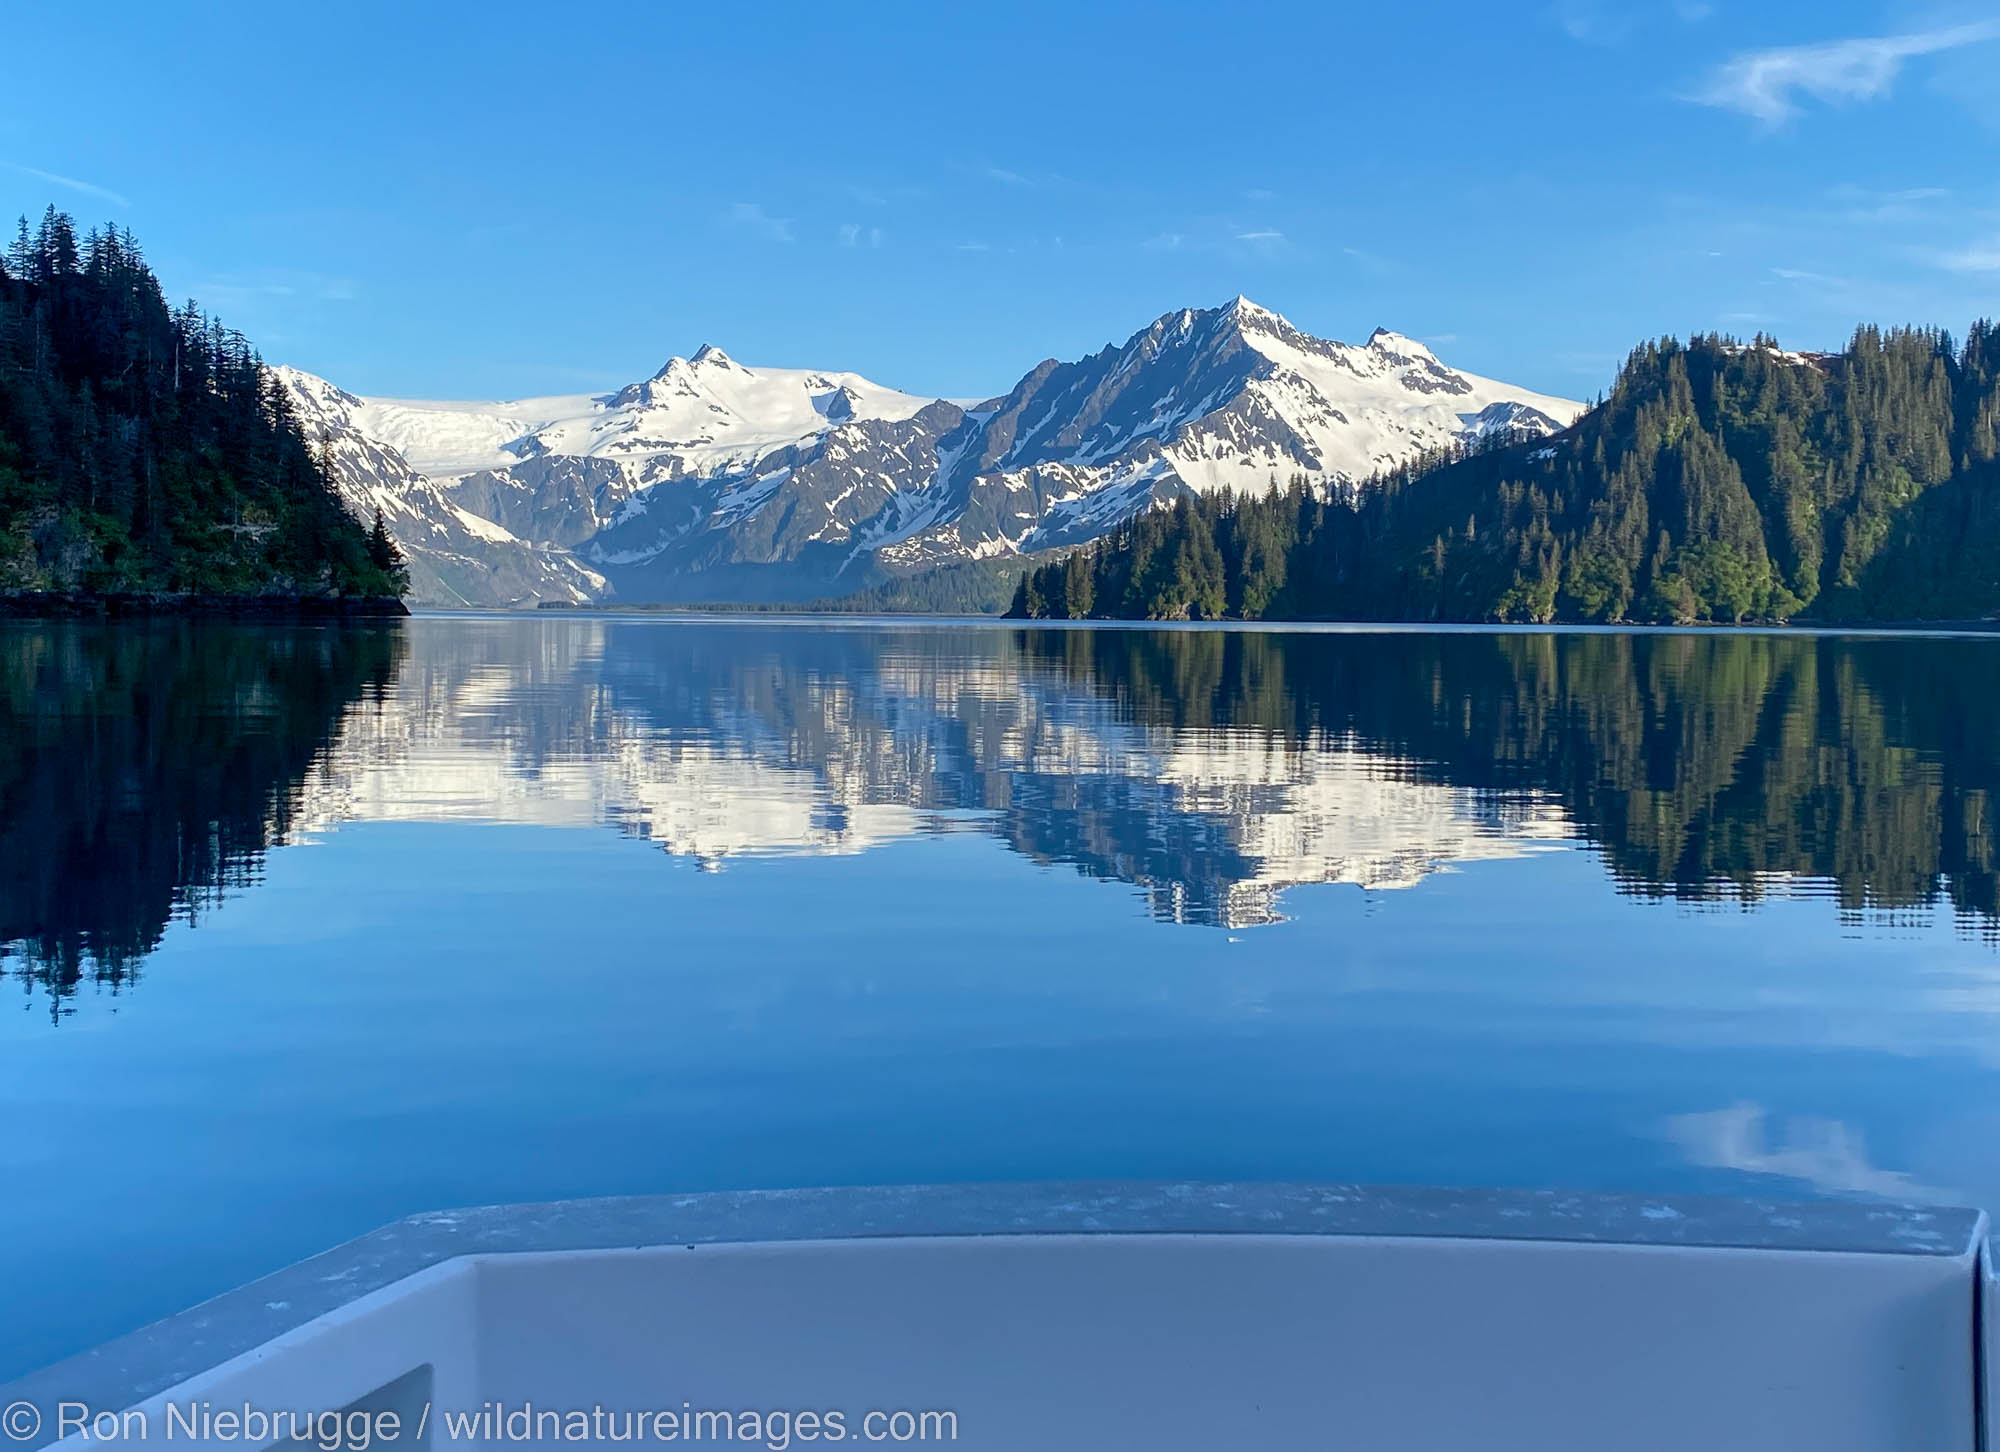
<box><xmin>1938</xmin><ymin>236</ymin><xmax>2000</xmax><ymax>273</ymax></box>
<box><xmin>1544</xmin><ymin>1</ymin><xmax>1637</xmax><ymax>47</ymax></box>
<box><xmin>723</xmin><ymin>202</ymin><xmax>795</xmax><ymax>244</ymax></box>
<box><xmin>1546</xmin><ymin>0</ymin><xmax>1712</xmax><ymax>48</ymax></box>
<box><xmin>1828</xmin><ymin>183</ymin><xmax>1953</xmax><ymax>224</ymax></box>
<box><xmin>1690</xmin><ymin>21</ymin><xmax>2000</xmax><ymax>124</ymax></box>
<box><xmin>4</xmin><ymin>161</ymin><xmax>131</xmax><ymax>208</ymax></box>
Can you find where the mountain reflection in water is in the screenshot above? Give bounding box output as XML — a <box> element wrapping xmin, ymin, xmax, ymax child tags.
<box><xmin>4</xmin><ymin>618</ymin><xmax>1998</xmax><ymax>1015</ymax></box>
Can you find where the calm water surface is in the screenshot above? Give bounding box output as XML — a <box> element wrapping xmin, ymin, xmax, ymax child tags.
<box><xmin>4</xmin><ymin>615</ymin><xmax>2000</xmax><ymax>1377</ymax></box>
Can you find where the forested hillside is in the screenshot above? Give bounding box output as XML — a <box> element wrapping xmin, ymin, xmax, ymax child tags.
<box><xmin>0</xmin><ymin>208</ymin><xmax>404</xmax><ymax>602</ymax></box>
<box><xmin>1009</xmin><ymin>324</ymin><xmax>2000</xmax><ymax>624</ymax></box>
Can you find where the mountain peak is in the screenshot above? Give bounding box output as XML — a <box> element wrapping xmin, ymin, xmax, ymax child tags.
<box><xmin>1224</xmin><ymin>295</ymin><xmax>1281</xmax><ymax>324</ymax></box>
<box><xmin>646</xmin><ymin>344</ymin><xmax>739</xmax><ymax>382</ymax></box>
<box><xmin>1367</xmin><ymin>328</ymin><xmax>1436</xmax><ymax>360</ymax></box>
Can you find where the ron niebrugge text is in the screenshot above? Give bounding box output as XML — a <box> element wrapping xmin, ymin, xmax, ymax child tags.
<box><xmin>29</xmin><ymin>1401</ymin><xmax>959</xmax><ymax>1448</ymax></box>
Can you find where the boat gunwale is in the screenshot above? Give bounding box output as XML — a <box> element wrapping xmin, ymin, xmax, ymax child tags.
<box><xmin>1</xmin><ymin>1178</ymin><xmax>1985</xmax><ymax>1446</ymax></box>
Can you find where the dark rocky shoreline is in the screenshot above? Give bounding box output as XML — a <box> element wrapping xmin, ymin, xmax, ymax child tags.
<box><xmin>0</xmin><ymin>593</ymin><xmax>409</xmax><ymax>619</ymax></box>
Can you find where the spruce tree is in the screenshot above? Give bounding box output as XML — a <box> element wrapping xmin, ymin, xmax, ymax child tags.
<box><xmin>0</xmin><ymin>208</ymin><xmax>394</xmax><ymax>598</ymax></box>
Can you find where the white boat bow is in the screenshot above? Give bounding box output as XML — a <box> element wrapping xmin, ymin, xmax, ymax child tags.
<box><xmin>2</xmin><ymin>1182</ymin><xmax>1991</xmax><ymax>1451</ymax></box>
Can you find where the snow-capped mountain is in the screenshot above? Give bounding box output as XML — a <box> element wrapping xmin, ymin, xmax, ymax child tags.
<box><xmin>281</xmin><ymin>299</ymin><xmax>1583</xmax><ymax>606</ymax></box>
<box><xmin>274</xmin><ymin>350</ymin><xmax>945</xmax><ymax>604</ymax></box>
<box><xmin>864</xmin><ymin>297</ymin><xmax>1581</xmax><ymax>573</ymax></box>
<box><xmin>275</xmin><ymin>366</ymin><xmax>606</xmax><ymax>606</ymax></box>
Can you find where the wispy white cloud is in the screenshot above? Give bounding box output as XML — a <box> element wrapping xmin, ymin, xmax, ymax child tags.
<box><xmin>1827</xmin><ymin>183</ymin><xmax>1953</xmax><ymax>224</ymax></box>
<box><xmin>1545</xmin><ymin>1</ymin><xmax>1638</xmax><ymax>46</ymax></box>
<box><xmin>1137</xmin><ymin>217</ymin><xmax>1302</xmax><ymax>258</ymax></box>
<box><xmin>1937</xmin><ymin>236</ymin><xmax>2000</xmax><ymax>273</ymax></box>
<box><xmin>837</xmin><ymin>181</ymin><xmax>926</xmax><ymax>208</ymax></box>
<box><xmin>837</xmin><ymin>223</ymin><xmax>884</xmax><ymax>249</ymax></box>
<box><xmin>954</xmin><ymin>241</ymin><xmax>990</xmax><ymax>253</ymax></box>
<box><xmin>724</xmin><ymin>202</ymin><xmax>795</xmax><ymax>243</ymax></box>
<box><xmin>970</xmin><ymin>164</ymin><xmax>1088</xmax><ymax>192</ymax></box>
<box><xmin>1548</xmin><ymin>0</ymin><xmax>1713</xmax><ymax>44</ymax></box>
<box><xmin>3</xmin><ymin>161</ymin><xmax>130</xmax><ymax>208</ymax></box>
<box><xmin>1690</xmin><ymin>21</ymin><xmax>2000</xmax><ymax>124</ymax></box>
<box><xmin>1235</xmin><ymin>229</ymin><xmax>1291</xmax><ymax>258</ymax></box>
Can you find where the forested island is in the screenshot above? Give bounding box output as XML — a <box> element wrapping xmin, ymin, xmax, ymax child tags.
<box><xmin>0</xmin><ymin>209</ymin><xmax>405</xmax><ymax>612</ymax></box>
<box><xmin>1008</xmin><ymin>324</ymin><xmax>2000</xmax><ymax>625</ymax></box>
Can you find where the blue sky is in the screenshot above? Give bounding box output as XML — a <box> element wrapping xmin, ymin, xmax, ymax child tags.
<box><xmin>4</xmin><ymin>0</ymin><xmax>1998</xmax><ymax>402</ymax></box>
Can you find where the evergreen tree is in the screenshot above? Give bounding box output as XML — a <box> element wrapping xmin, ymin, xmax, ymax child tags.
<box><xmin>1062</xmin><ymin>549</ymin><xmax>1093</xmax><ymax>618</ymax></box>
<box><xmin>0</xmin><ymin>208</ymin><xmax>398</xmax><ymax>599</ymax></box>
<box><xmin>367</xmin><ymin>507</ymin><xmax>407</xmax><ymax>590</ymax></box>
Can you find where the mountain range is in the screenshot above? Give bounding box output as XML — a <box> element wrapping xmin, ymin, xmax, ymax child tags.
<box><xmin>277</xmin><ymin>298</ymin><xmax>1582</xmax><ymax>607</ymax></box>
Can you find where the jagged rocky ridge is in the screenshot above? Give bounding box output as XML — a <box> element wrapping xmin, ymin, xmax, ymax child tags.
<box><xmin>277</xmin><ymin>299</ymin><xmax>1581</xmax><ymax>607</ymax></box>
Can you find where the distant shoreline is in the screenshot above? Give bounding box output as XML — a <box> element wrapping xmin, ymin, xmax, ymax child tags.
<box><xmin>505</xmin><ymin>604</ymin><xmax>2000</xmax><ymax>635</ymax></box>
<box><xmin>0</xmin><ymin>593</ymin><xmax>409</xmax><ymax>620</ymax></box>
